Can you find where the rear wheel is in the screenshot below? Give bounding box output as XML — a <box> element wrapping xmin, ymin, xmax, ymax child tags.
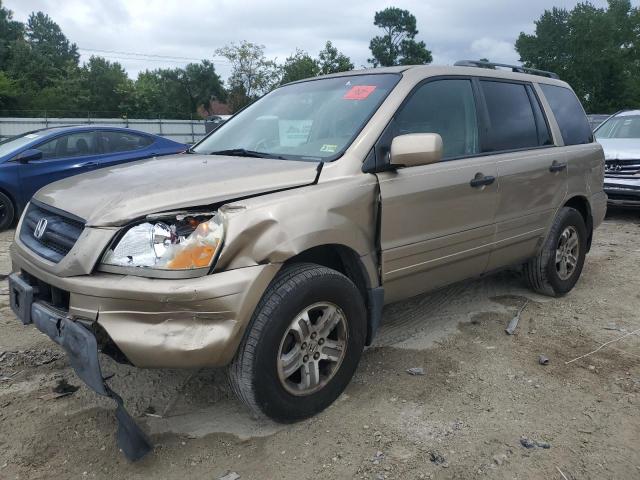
<box><xmin>0</xmin><ymin>192</ymin><xmax>15</xmax><ymax>231</ymax></box>
<box><xmin>229</xmin><ymin>263</ymin><xmax>366</xmax><ymax>422</ymax></box>
<box><xmin>524</xmin><ymin>207</ymin><xmax>587</xmax><ymax>297</ymax></box>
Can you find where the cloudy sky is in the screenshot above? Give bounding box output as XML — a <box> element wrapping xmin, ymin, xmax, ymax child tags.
<box><xmin>6</xmin><ymin>0</ymin><xmax>610</xmax><ymax>81</ymax></box>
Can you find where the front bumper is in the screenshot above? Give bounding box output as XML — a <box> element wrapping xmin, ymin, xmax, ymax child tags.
<box><xmin>9</xmin><ymin>273</ymin><xmax>152</xmax><ymax>461</ymax></box>
<box><xmin>604</xmin><ymin>177</ymin><xmax>640</xmax><ymax>207</ymax></box>
<box><xmin>11</xmin><ymin>243</ymin><xmax>280</xmax><ymax>368</ymax></box>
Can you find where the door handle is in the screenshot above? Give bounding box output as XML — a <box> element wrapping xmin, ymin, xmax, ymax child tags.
<box><xmin>80</xmin><ymin>161</ymin><xmax>98</xmax><ymax>169</ymax></box>
<box><xmin>549</xmin><ymin>161</ymin><xmax>567</xmax><ymax>172</ymax></box>
<box><xmin>470</xmin><ymin>173</ymin><xmax>496</xmax><ymax>188</ymax></box>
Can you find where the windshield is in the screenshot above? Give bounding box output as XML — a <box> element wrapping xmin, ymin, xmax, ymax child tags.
<box><xmin>595</xmin><ymin>115</ymin><xmax>640</xmax><ymax>139</ymax></box>
<box><xmin>0</xmin><ymin>131</ymin><xmax>45</xmax><ymax>157</ymax></box>
<box><xmin>192</xmin><ymin>74</ymin><xmax>401</xmax><ymax>161</ymax></box>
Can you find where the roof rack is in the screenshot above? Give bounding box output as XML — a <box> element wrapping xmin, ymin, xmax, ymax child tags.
<box><xmin>454</xmin><ymin>60</ymin><xmax>559</xmax><ymax>79</ymax></box>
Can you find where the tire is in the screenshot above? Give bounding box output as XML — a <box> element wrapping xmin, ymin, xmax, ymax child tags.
<box><xmin>524</xmin><ymin>207</ymin><xmax>587</xmax><ymax>297</ymax></box>
<box><xmin>229</xmin><ymin>262</ymin><xmax>367</xmax><ymax>422</ymax></box>
<box><xmin>0</xmin><ymin>192</ymin><xmax>15</xmax><ymax>231</ymax></box>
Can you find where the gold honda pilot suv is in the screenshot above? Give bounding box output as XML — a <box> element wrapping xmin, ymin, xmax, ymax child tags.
<box><xmin>9</xmin><ymin>61</ymin><xmax>607</xmax><ymax>460</ymax></box>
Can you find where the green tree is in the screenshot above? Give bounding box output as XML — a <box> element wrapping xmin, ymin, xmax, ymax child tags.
<box><xmin>280</xmin><ymin>49</ymin><xmax>319</xmax><ymax>84</ymax></box>
<box><xmin>216</xmin><ymin>41</ymin><xmax>279</xmax><ymax>111</ymax></box>
<box><xmin>0</xmin><ymin>71</ymin><xmax>19</xmax><ymax>109</ymax></box>
<box><xmin>81</xmin><ymin>56</ymin><xmax>133</xmax><ymax>115</ymax></box>
<box><xmin>516</xmin><ymin>0</ymin><xmax>640</xmax><ymax>112</ymax></box>
<box><xmin>132</xmin><ymin>60</ymin><xmax>225</xmax><ymax>118</ymax></box>
<box><xmin>0</xmin><ymin>0</ymin><xmax>23</xmax><ymax>68</ymax></box>
<box><xmin>368</xmin><ymin>7</ymin><xmax>432</xmax><ymax>67</ymax></box>
<box><xmin>23</xmin><ymin>11</ymin><xmax>79</xmax><ymax>88</ymax></box>
<box><xmin>318</xmin><ymin>41</ymin><xmax>354</xmax><ymax>75</ymax></box>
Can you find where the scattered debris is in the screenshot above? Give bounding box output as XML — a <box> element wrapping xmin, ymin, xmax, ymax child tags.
<box><xmin>520</xmin><ymin>437</ymin><xmax>551</xmax><ymax>449</ymax></box>
<box><xmin>604</xmin><ymin>324</ymin><xmax>625</xmax><ymax>332</ymax></box>
<box><xmin>520</xmin><ymin>437</ymin><xmax>536</xmax><ymax>449</ymax></box>
<box><xmin>539</xmin><ymin>355</ymin><xmax>550</xmax><ymax>365</ymax></box>
<box><xmin>565</xmin><ymin>327</ymin><xmax>640</xmax><ymax>364</ymax></box>
<box><xmin>406</xmin><ymin>367</ymin><xmax>425</xmax><ymax>376</ymax></box>
<box><xmin>429</xmin><ymin>452</ymin><xmax>446</xmax><ymax>465</ymax></box>
<box><xmin>143</xmin><ymin>406</ymin><xmax>162</xmax><ymax>418</ymax></box>
<box><xmin>219</xmin><ymin>471</ymin><xmax>240</xmax><ymax>480</ymax></box>
<box><xmin>505</xmin><ymin>300</ymin><xmax>529</xmax><ymax>335</ymax></box>
<box><xmin>0</xmin><ymin>349</ymin><xmax>63</xmax><ymax>368</ymax></box>
<box><xmin>0</xmin><ymin>370</ymin><xmax>21</xmax><ymax>382</ymax></box>
<box><xmin>52</xmin><ymin>378</ymin><xmax>79</xmax><ymax>396</ymax></box>
<box><xmin>556</xmin><ymin>466</ymin><xmax>569</xmax><ymax>480</ymax></box>
<box><xmin>492</xmin><ymin>453</ymin><xmax>508</xmax><ymax>466</ymax></box>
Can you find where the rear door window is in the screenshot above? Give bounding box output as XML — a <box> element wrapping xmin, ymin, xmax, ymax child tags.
<box><xmin>393</xmin><ymin>79</ymin><xmax>480</xmax><ymax>159</ymax></box>
<box><xmin>480</xmin><ymin>80</ymin><xmax>543</xmax><ymax>152</ymax></box>
<box><xmin>540</xmin><ymin>84</ymin><xmax>592</xmax><ymax>145</ymax></box>
<box><xmin>97</xmin><ymin>131</ymin><xmax>153</xmax><ymax>154</ymax></box>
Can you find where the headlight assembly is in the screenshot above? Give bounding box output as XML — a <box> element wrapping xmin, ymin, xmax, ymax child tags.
<box><xmin>101</xmin><ymin>211</ymin><xmax>224</xmax><ymax>274</ymax></box>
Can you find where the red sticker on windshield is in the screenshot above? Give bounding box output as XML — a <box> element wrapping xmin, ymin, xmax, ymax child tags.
<box><xmin>343</xmin><ymin>85</ymin><xmax>376</xmax><ymax>100</ymax></box>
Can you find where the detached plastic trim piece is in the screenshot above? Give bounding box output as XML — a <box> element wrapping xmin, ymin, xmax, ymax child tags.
<box><xmin>30</xmin><ymin>301</ymin><xmax>152</xmax><ymax>461</ymax></box>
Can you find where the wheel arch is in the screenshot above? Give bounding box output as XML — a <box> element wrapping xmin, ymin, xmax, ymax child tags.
<box><xmin>283</xmin><ymin>244</ymin><xmax>383</xmax><ymax>345</ymax></box>
<box><xmin>563</xmin><ymin>195</ymin><xmax>593</xmax><ymax>251</ymax></box>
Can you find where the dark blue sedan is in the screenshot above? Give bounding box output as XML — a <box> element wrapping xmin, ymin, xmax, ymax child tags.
<box><xmin>0</xmin><ymin>126</ymin><xmax>186</xmax><ymax>230</ymax></box>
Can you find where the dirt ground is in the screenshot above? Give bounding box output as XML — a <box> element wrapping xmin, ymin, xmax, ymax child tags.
<box><xmin>0</xmin><ymin>209</ymin><xmax>639</xmax><ymax>480</ymax></box>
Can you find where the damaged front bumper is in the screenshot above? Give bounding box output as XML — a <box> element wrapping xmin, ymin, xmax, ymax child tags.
<box><xmin>10</xmin><ymin>243</ymin><xmax>280</xmax><ymax>368</ymax></box>
<box><xmin>9</xmin><ymin>272</ymin><xmax>151</xmax><ymax>461</ymax></box>
<box><xmin>604</xmin><ymin>177</ymin><xmax>640</xmax><ymax>207</ymax></box>
<box><xmin>9</xmin><ymin>245</ymin><xmax>281</xmax><ymax>461</ymax></box>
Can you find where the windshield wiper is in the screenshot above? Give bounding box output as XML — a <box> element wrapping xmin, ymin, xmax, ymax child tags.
<box><xmin>208</xmin><ymin>148</ymin><xmax>286</xmax><ymax>160</ymax></box>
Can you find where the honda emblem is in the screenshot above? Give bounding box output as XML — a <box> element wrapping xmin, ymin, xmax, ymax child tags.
<box><xmin>34</xmin><ymin>218</ymin><xmax>48</xmax><ymax>239</ymax></box>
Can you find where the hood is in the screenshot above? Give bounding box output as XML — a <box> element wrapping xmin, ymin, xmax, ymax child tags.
<box><xmin>34</xmin><ymin>154</ymin><xmax>320</xmax><ymax>226</ymax></box>
<box><xmin>597</xmin><ymin>138</ymin><xmax>640</xmax><ymax>160</ymax></box>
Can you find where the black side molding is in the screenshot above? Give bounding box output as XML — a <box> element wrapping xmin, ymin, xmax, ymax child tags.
<box><xmin>366</xmin><ymin>286</ymin><xmax>385</xmax><ymax>345</ymax></box>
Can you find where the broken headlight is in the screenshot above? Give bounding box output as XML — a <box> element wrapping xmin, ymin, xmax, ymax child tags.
<box><xmin>101</xmin><ymin>211</ymin><xmax>224</xmax><ymax>272</ymax></box>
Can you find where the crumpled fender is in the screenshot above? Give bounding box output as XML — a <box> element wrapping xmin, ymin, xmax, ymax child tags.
<box><xmin>215</xmin><ymin>176</ymin><xmax>379</xmax><ymax>280</ymax></box>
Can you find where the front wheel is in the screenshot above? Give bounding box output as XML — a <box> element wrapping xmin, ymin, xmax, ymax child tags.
<box><xmin>524</xmin><ymin>207</ymin><xmax>587</xmax><ymax>297</ymax></box>
<box><xmin>0</xmin><ymin>192</ymin><xmax>15</xmax><ymax>231</ymax></box>
<box><xmin>229</xmin><ymin>263</ymin><xmax>367</xmax><ymax>422</ymax></box>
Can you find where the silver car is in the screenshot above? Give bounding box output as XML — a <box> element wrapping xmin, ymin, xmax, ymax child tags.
<box><xmin>596</xmin><ymin>110</ymin><xmax>640</xmax><ymax>207</ymax></box>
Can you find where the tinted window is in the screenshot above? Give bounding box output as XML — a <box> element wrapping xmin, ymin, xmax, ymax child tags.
<box><xmin>540</xmin><ymin>84</ymin><xmax>592</xmax><ymax>145</ymax></box>
<box><xmin>394</xmin><ymin>79</ymin><xmax>479</xmax><ymax>159</ymax></box>
<box><xmin>98</xmin><ymin>131</ymin><xmax>153</xmax><ymax>153</ymax></box>
<box><xmin>481</xmin><ymin>81</ymin><xmax>540</xmax><ymax>151</ymax></box>
<box><xmin>37</xmin><ymin>132</ymin><xmax>97</xmax><ymax>160</ymax></box>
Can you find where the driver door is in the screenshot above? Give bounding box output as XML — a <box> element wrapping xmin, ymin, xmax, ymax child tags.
<box><xmin>376</xmin><ymin>78</ymin><xmax>499</xmax><ymax>303</ymax></box>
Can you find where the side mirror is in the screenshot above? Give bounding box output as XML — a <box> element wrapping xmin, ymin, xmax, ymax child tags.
<box><xmin>390</xmin><ymin>133</ymin><xmax>443</xmax><ymax>168</ymax></box>
<box><xmin>14</xmin><ymin>149</ymin><xmax>43</xmax><ymax>163</ymax></box>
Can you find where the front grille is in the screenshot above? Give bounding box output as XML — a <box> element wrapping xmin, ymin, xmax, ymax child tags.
<box><xmin>20</xmin><ymin>269</ymin><xmax>70</xmax><ymax>310</ymax></box>
<box><xmin>605</xmin><ymin>159</ymin><xmax>640</xmax><ymax>177</ymax></box>
<box><xmin>19</xmin><ymin>201</ymin><xmax>85</xmax><ymax>263</ymax></box>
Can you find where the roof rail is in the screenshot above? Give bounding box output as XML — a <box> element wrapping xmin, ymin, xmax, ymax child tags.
<box><xmin>454</xmin><ymin>60</ymin><xmax>560</xmax><ymax>79</ymax></box>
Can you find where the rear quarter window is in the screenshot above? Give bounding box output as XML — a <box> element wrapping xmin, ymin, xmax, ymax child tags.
<box><xmin>539</xmin><ymin>84</ymin><xmax>593</xmax><ymax>146</ymax></box>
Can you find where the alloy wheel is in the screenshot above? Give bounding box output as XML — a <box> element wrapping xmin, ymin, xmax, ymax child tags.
<box><xmin>276</xmin><ymin>302</ymin><xmax>348</xmax><ymax>396</ymax></box>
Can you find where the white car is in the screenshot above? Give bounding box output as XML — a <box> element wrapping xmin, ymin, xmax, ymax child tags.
<box><xmin>595</xmin><ymin>110</ymin><xmax>640</xmax><ymax>207</ymax></box>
